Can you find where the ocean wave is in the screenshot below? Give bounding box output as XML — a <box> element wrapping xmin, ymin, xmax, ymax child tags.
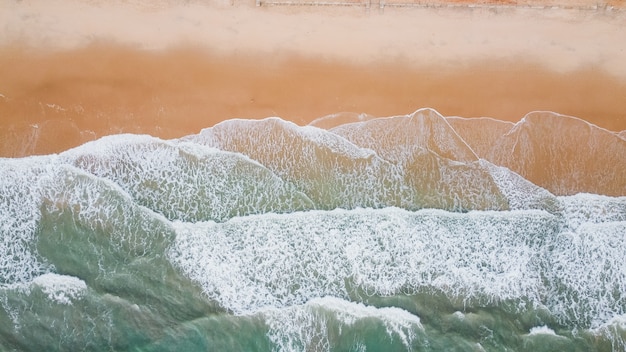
<box><xmin>1</xmin><ymin>110</ymin><xmax>625</xmax><ymax>351</ymax></box>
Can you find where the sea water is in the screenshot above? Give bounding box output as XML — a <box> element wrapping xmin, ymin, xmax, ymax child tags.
<box><xmin>1</xmin><ymin>109</ymin><xmax>625</xmax><ymax>351</ymax></box>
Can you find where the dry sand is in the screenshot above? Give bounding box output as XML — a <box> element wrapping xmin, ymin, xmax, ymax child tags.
<box><xmin>1</xmin><ymin>0</ymin><xmax>625</xmax><ymax>156</ymax></box>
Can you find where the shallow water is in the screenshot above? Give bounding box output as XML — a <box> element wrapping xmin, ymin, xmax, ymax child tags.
<box><xmin>1</xmin><ymin>108</ymin><xmax>625</xmax><ymax>351</ymax></box>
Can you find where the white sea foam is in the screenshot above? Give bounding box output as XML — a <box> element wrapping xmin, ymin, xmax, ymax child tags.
<box><xmin>480</xmin><ymin>159</ymin><xmax>558</xmax><ymax>212</ymax></box>
<box><xmin>169</xmin><ymin>208</ymin><xmax>557</xmax><ymax>316</ymax></box>
<box><xmin>558</xmin><ymin>193</ymin><xmax>626</xmax><ymax>231</ymax></box>
<box><xmin>32</xmin><ymin>273</ymin><xmax>87</xmax><ymax>305</ymax></box>
<box><xmin>191</xmin><ymin>117</ymin><xmax>376</xmax><ymax>160</ymax></box>
<box><xmin>528</xmin><ymin>325</ymin><xmax>556</xmax><ymax>336</ymax></box>
<box><xmin>0</xmin><ymin>151</ymin><xmax>173</xmax><ymax>290</ymax></box>
<box><xmin>185</xmin><ymin>117</ymin><xmax>510</xmax><ymax>211</ymax></box>
<box><xmin>330</xmin><ymin>108</ymin><xmax>478</xmax><ymax>164</ymax></box>
<box><xmin>263</xmin><ymin>296</ymin><xmax>423</xmax><ymax>352</ymax></box>
<box><xmin>170</xmin><ymin>202</ymin><xmax>626</xmax><ymax>331</ymax></box>
<box><xmin>61</xmin><ymin>133</ymin><xmax>313</xmax><ymax>222</ymax></box>
<box><xmin>298</xmin><ymin>124</ymin><xmax>377</xmax><ymax>160</ymax></box>
<box><xmin>486</xmin><ymin>111</ymin><xmax>626</xmax><ymax>196</ymax></box>
<box><xmin>184</xmin><ymin>117</ymin><xmax>413</xmax><ymax>210</ymax></box>
<box><xmin>0</xmin><ymin>156</ymin><xmax>58</xmax><ymax>286</ymax></box>
<box><xmin>545</xmin><ymin>221</ymin><xmax>626</xmax><ymax>328</ymax></box>
<box><xmin>38</xmin><ymin>164</ymin><xmax>174</xmax><ymax>263</ymax></box>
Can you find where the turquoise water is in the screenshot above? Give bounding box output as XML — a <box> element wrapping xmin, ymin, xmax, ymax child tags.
<box><xmin>1</xmin><ymin>109</ymin><xmax>625</xmax><ymax>351</ymax></box>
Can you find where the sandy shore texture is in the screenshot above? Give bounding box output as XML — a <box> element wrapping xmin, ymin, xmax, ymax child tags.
<box><xmin>1</xmin><ymin>0</ymin><xmax>625</xmax><ymax>156</ymax></box>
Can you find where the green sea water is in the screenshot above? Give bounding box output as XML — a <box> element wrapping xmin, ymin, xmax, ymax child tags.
<box><xmin>1</xmin><ymin>111</ymin><xmax>625</xmax><ymax>351</ymax></box>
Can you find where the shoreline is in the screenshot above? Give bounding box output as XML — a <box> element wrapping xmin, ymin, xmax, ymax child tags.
<box><xmin>2</xmin><ymin>44</ymin><xmax>626</xmax><ymax>157</ymax></box>
<box><xmin>1</xmin><ymin>0</ymin><xmax>625</xmax><ymax>156</ymax></box>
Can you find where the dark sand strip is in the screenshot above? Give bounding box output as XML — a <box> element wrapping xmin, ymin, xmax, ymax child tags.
<box><xmin>1</xmin><ymin>44</ymin><xmax>625</xmax><ymax>156</ymax></box>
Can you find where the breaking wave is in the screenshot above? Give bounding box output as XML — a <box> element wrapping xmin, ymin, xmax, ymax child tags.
<box><xmin>1</xmin><ymin>108</ymin><xmax>625</xmax><ymax>351</ymax></box>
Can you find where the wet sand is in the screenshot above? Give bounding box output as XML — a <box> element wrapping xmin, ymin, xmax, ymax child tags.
<box><xmin>1</xmin><ymin>0</ymin><xmax>625</xmax><ymax>156</ymax></box>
